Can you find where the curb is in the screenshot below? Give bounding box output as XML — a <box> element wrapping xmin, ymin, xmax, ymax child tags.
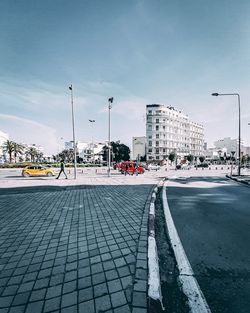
<box><xmin>226</xmin><ymin>174</ymin><xmax>250</xmax><ymax>185</ymax></box>
<box><xmin>148</xmin><ymin>182</ymin><xmax>165</xmax><ymax>310</ymax></box>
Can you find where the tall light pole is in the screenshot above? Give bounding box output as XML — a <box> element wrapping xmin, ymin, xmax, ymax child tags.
<box><xmin>89</xmin><ymin>119</ymin><xmax>95</xmax><ymax>164</ymax></box>
<box><xmin>69</xmin><ymin>84</ymin><xmax>77</xmax><ymax>179</ymax></box>
<box><xmin>108</xmin><ymin>97</ymin><xmax>113</xmax><ymax>177</ymax></box>
<box><xmin>211</xmin><ymin>92</ymin><xmax>241</xmax><ymax>176</ymax></box>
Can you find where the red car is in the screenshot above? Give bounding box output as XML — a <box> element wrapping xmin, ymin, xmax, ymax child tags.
<box><xmin>120</xmin><ymin>162</ymin><xmax>145</xmax><ymax>175</ymax></box>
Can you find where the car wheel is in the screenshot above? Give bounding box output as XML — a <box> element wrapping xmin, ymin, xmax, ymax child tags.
<box><xmin>47</xmin><ymin>172</ymin><xmax>52</xmax><ymax>177</ymax></box>
<box><xmin>23</xmin><ymin>173</ymin><xmax>30</xmax><ymax>177</ymax></box>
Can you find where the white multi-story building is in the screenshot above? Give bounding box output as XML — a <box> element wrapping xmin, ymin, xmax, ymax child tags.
<box><xmin>132</xmin><ymin>137</ymin><xmax>146</xmax><ymax>161</ymax></box>
<box><xmin>0</xmin><ymin>130</ymin><xmax>9</xmax><ymax>163</ymax></box>
<box><xmin>146</xmin><ymin>104</ymin><xmax>204</xmax><ymax>162</ymax></box>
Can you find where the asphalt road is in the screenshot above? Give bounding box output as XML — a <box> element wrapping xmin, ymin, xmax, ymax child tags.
<box><xmin>166</xmin><ymin>175</ymin><xmax>250</xmax><ymax>313</ymax></box>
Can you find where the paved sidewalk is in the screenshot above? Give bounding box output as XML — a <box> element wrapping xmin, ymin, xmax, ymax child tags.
<box><xmin>0</xmin><ymin>179</ymin><xmax>157</xmax><ymax>313</ymax></box>
<box><xmin>226</xmin><ymin>174</ymin><xmax>250</xmax><ymax>185</ymax></box>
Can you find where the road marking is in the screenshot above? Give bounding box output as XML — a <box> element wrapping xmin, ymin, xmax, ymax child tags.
<box><xmin>162</xmin><ymin>182</ymin><xmax>211</xmax><ymax>313</ymax></box>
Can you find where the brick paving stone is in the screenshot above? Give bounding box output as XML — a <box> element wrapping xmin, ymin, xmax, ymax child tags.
<box><xmin>61</xmin><ymin>305</ymin><xmax>77</xmax><ymax>313</ymax></box>
<box><xmin>0</xmin><ymin>295</ymin><xmax>14</xmax><ymax>307</ymax></box>
<box><xmin>43</xmin><ymin>296</ymin><xmax>61</xmax><ymax>312</ymax></box>
<box><xmin>132</xmin><ymin>308</ymin><xmax>147</xmax><ymax>313</ymax></box>
<box><xmin>17</xmin><ymin>281</ymin><xmax>34</xmax><ymax>293</ymax></box>
<box><xmin>78</xmin><ymin>286</ymin><xmax>93</xmax><ymax>302</ymax></box>
<box><xmin>93</xmin><ymin>282</ymin><xmax>108</xmax><ymax>298</ymax></box>
<box><xmin>46</xmin><ymin>284</ymin><xmax>62</xmax><ymax>299</ymax></box>
<box><xmin>114</xmin><ymin>304</ymin><xmax>131</xmax><ymax>313</ymax></box>
<box><xmin>2</xmin><ymin>285</ymin><xmax>18</xmax><ymax>296</ymax></box>
<box><xmin>110</xmin><ymin>290</ymin><xmax>127</xmax><ymax>308</ymax></box>
<box><xmin>95</xmin><ymin>294</ymin><xmax>112</xmax><ymax>312</ymax></box>
<box><xmin>26</xmin><ymin>300</ymin><xmax>44</xmax><ymax>313</ymax></box>
<box><xmin>132</xmin><ymin>291</ymin><xmax>147</xmax><ymax>308</ymax></box>
<box><xmin>61</xmin><ymin>291</ymin><xmax>77</xmax><ymax>308</ymax></box>
<box><xmin>49</xmin><ymin>274</ymin><xmax>64</xmax><ymax>286</ymax></box>
<box><xmin>78</xmin><ymin>276</ymin><xmax>92</xmax><ymax>289</ymax></box>
<box><xmin>135</xmin><ymin>269</ymin><xmax>147</xmax><ymax>280</ymax></box>
<box><xmin>63</xmin><ymin>280</ymin><xmax>77</xmax><ymax>294</ymax></box>
<box><xmin>105</xmin><ymin>269</ymin><xmax>119</xmax><ymax>281</ymax></box>
<box><xmin>29</xmin><ymin>288</ymin><xmax>47</xmax><ymax>302</ymax></box>
<box><xmin>8</xmin><ymin>305</ymin><xmax>26</xmax><ymax>313</ymax></box>
<box><xmin>92</xmin><ymin>272</ymin><xmax>105</xmax><ymax>285</ymax></box>
<box><xmin>107</xmin><ymin>279</ymin><xmax>122</xmax><ymax>293</ymax></box>
<box><xmin>134</xmin><ymin>280</ymin><xmax>147</xmax><ymax>292</ymax></box>
<box><xmin>78</xmin><ymin>299</ymin><xmax>95</xmax><ymax>313</ymax></box>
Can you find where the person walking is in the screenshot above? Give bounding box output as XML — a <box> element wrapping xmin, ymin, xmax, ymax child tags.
<box><xmin>56</xmin><ymin>159</ymin><xmax>68</xmax><ymax>179</ymax></box>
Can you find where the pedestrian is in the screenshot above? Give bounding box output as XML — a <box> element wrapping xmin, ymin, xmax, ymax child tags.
<box><xmin>124</xmin><ymin>163</ymin><xmax>128</xmax><ymax>176</ymax></box>
<box><xmin>56</xmin><ymin>159</ymin><xmax>68</xmax><ymax>179</ymax></box>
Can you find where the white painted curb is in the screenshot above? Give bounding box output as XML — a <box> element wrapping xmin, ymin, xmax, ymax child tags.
<box><xmin>148</xmin><ymin>184</ymin><xmax>164</xmax><ymax>309</ymax></box>
<box><xmin>162</xmin><ymin>182</ymin><xmax>211</xmax><ymax>313</ymax></box>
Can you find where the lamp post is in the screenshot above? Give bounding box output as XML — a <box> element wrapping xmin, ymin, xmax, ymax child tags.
<box><xmin>108</xmin><ymin>97</ymin><xmax>113</xmax><ymax>177</ymax></box>
<box><xmin>211</xmin><ymin>92</ymin><xmax>241</xmax><ymax>176</ymax></box>
<box><xmin>89</xmin><ymin>119</ymin><xmax>95</xmax><ymax>164</ymax></box>
<box><xmin>69</xmin><ymin>85</ymin><xmax>77</xmax><ymax>179</ymax></box>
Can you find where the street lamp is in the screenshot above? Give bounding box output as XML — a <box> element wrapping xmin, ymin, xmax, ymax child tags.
<box><xmin>108</xmin><ymin>97</ymin><xmax>113</xmax><ymax>177</ymax></box>
<box><xmin>211</xmin><ymin>92</ymin><xmax>241</xmax><ymax>176</ymax></box>
<box><xmin>69</xmin><ymin>84</ymin><xmax>77</xmax><ymax>179</ymax></box>
<box><xmin>89</xmin><ymin>119</ymin><xmax>95</xmax><ymax>164</ymax></box>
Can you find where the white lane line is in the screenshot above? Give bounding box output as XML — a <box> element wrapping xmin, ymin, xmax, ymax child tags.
<box><xmin>162</xmin><ymin>182</ymin><xmax>211</xmax><ymax>313</ymax></box>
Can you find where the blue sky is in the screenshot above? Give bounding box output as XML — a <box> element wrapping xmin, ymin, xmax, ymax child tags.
<box><xmin>1</xmin><ymin>0</ymin><xmax>250</xmax><ymax>154</ymax></box>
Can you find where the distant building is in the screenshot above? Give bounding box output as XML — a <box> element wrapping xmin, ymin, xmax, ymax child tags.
<box><xmin>146</xmin><ymin>104</ymin><xmax>204</xmax><ymax>162</ymax></box>
<box><xmin>132</xmin><ymin>137</ymin><xmax>146</xmax><ymax>161</ymax></box>
<box><xmin>214</xmin><ymin>137</ymin><xmax>244</xmax><ymax>158</ymax></box>
<box><xmin>0</xmin><ymin>130</ymin><xmax>9</xmax><ymax>163</ymax></box>
<box><xmin>66</xmin><ymin>141</ymin><xmax>106</xmax><ymax>163</ymax></box>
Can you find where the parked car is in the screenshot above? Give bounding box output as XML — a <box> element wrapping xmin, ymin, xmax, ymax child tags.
<box><xmin>148</xmin><ymin>164</ymin><xmax>160</xmax><ymax>171</ymax></box>
<box><xmin>120</xmin><ymin>162</ymin><xmax>145</xmax><ymax>175</ymax></box>
<box><xmin>196</xmin><ymin>163</ymin><xmax>209</xmax><ymax>168</ymax></box>
<box><xmin>22</xmin><ymin>165</ymin><xmax>56</xmax><ymax>177</ymax></box>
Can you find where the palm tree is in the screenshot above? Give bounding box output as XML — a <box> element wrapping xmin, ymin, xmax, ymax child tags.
<box><xmin>2</xmin><ymin>140</ymin><xmax>15</xmax><ymax>163</ymax></box>
<box><xmin>13</xmin><ymin>142</ymin><xmax>25</xmax><ymax>163</ymax></box>
<box><xmin>25</xmin><ymin>147</ymin><xmax>38</xmax><ymax>163</ymax></box>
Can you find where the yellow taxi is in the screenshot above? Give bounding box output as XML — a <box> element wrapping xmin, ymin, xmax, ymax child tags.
<box><xmin>22</xmin><ymin>165</ymin><xmax>56</xmax><ymax>177</ymax></box>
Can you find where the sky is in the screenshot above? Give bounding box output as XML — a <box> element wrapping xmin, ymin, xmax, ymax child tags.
<box><xmin>0</xmin><ymin>0</ymin><xmax>250</xmax><ymax>154</ymax></box>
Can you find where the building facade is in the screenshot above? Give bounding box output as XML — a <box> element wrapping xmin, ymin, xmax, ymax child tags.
<box><xmin>0</xmin><ymin>130</ymin><xmax>9</xmax><ymax>163</ymax></box>
<box><xmin>132</xmin><ymin>137</ymin><xmax>146</xmax><ymax>161</ymax></box>
<box><xmin>146</xmin><ymin>104</ymin><xmax>204</xmax><ymax>162</ymax></box>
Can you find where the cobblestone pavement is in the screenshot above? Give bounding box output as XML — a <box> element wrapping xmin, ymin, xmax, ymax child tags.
<box><xmin>0</xmin><ymin>183</ymin><xmax>155</xmax><ymax>313</ymax></box>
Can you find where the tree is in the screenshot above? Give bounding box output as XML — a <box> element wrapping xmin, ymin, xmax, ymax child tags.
<box><xmin>12</xmin><ymin>142</ymin><xmax>25</xmax><ymax>163</ymax></box>
<box><xmin>187</xmin><ymin>154</ymin><xmax>194</xmax><ymax>164</ymax></box>
<box><xmin>2</xmin><ymin>140</ymin><xmax>15</xmax><ymax>163</ymax></box>
<box><xmin>101</xmin><ymin>141</ymin><xmax>130</xmax><ymax>163</ymax></box>
<box><xmin>199</xmin><ymin>156</ymin><xmax>205</xmax><ymax>163</ymax></box>
<box><xmin>25</xmin><ymin>147</ymin><xmax>38</xmax><ymax>163</ymax></box>
<box><xmin>168</xmin><ymin>152</ymin><xmax>176</xmax><ymax>164</ymax></box>
<box><xmin>58</xmin><ymin>149</ymin><xmax>74</xmax><ymax>162</ymax></box>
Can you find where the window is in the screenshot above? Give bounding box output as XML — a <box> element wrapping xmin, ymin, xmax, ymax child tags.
<box><xmin>156</xmin><ymin>141</ymin><xmax>159</xmax><ymax>147</ymax></box>
<box><xmin>156</xmin><ymin>118</ymin><xmax>159</xmax><ymax>123</ymax></box>
<box><xmin>156</xmin><ymin>125</ymin><xmax>159</xmax><ymax>131</ymax></box>
<box><xmin>156</xmin><ymin>134</ymin><xmax>159</xmax><ymax>139</ymax></box>
<box><xmin>148</xmin><ymin>141</ymin><xmax>152</xmax><ymax>146</ymax></box>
